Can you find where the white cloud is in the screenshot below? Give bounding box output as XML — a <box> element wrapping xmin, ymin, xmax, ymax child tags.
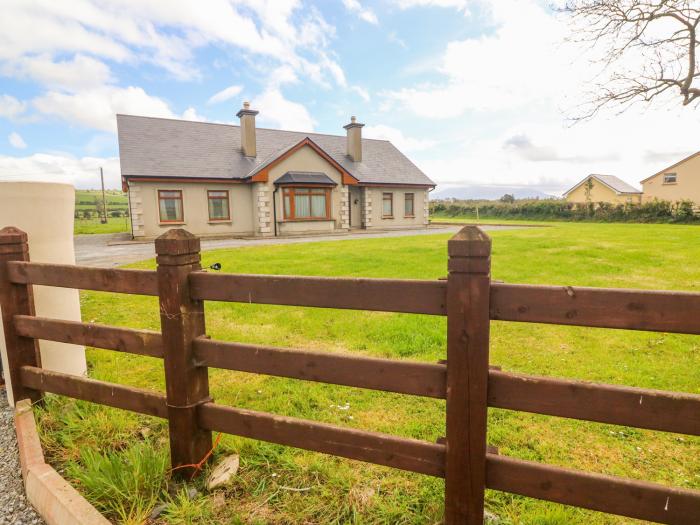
<box><xmin>0</xmin><ymin>0</ymin><xmax>345</xmax><ymax>85</ymax></box>
<box><xmin>364</xmin><ymin>124</ymin><xmax>435</xmax><ymax>152</ymax></box>
<box><xmin>417</xmin><ymin>107</ymin><xmax>700</xmax><ymax>195</ymax></box>
<box><xmin>8</xmin><ymin>132</ymin><xmax>27</xmax><ymax>149</ymax></box>
<box><xmin>393</xmin><ymin>0</ymin><xmax>470</xmax><ymax>13</ymax></box>
<box><xmin>33</xmin><ymin>86</ymin><xmax>176</xmax><ymax>132</ymax></box>
<box><xmin>343</xmin><ymin>0</ymin><xmax>379</xmax><ymax>24</ymax></box>
<box><xmin>384</xmin><ymin>0</ymin><xmax>577</xmax><ymax>117</ymax></box>
<box><xmin>3</xmin><ymin>54</ymin><xmax>112</xmax><ymax>91</ymax></box>
<box><xmin>181</xmin><ymin>107</ymin><xmax>206</xmax><ymax>121</ymax></box>
<box><xmin>0</xmin><ymin>153</ymin><xmax>121</xmax><ymax>189</ymax></box>
<box><xmin>0</xmin><ymin>94</ymin><xmax>27</xmax><ymax>119</ymax></box>
<box><xmin>253</xmin><ymin>88</ymin><xmax>315</xmax><ymax>132</ymax></box>
<box><xmin>351</xmin><ymin>85</ymin><xmax>370</xmax><ymax>102</ymax></box>
<box><xmin>207</xmin><ymin>85</ymin><xmax>244</xmax><ymax>105</ymax></box>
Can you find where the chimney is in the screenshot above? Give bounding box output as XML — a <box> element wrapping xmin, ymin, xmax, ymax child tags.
<box><xmin>343</xmin><ymin>116</ymin><xmax>364</xmax><ymax>162</ymax></box>
<box><xmin>236</xmin><ymin>101</ymin><xmax>259</xmax><ymax>157</ymax></box>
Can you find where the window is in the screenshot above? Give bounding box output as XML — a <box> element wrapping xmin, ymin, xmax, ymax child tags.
<box><xmin>663</xmin><ymin>173</ymin><xmax>677</xmax><ymax>184</ymax></box>
<box><xmin>282</xmin><ymin>187</ymin><xmax>330</xmax><ymax>220</ymax></box>
<box><xmin>207</xmin><ymin>190</ymin><xmax>230</xmax><ymax>221</ymax></box>
<box><xmin>158</xmin><ymin>190</ymin><xmax>183</xmax><ymax>223</ymax></box>
<box><xmin>382</xmin><ymin>192</ymin><xmax>393</xmax><ymax>217</ymax></box>
<box><xmin>404</xmin><ymin>193</ymin><xmax>415</xmax><ymax>217</ymax></box>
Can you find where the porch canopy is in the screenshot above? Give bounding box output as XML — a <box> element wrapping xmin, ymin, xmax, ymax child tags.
<box><xmin>274</xmin><ymin>172</ymin><xmax>338</xmax><ymax>186</ymax></box>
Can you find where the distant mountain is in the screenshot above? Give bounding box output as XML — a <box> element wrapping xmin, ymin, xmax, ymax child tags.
<box><xmin>431</xmin><ymin>185</ymin><xmax>557</xmax><ymax>200</ymax></box>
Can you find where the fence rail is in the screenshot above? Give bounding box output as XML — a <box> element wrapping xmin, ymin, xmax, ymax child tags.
<box><xmin>1</xmin><ymin>224</ymin><xmax>699</xmax><ymax>524</ymax></box>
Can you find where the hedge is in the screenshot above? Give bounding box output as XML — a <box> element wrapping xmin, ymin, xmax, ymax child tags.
<box><xmin>430</xmin><ymin>199</ymin><xmax>699</xmax><ymax>223</ymax></box>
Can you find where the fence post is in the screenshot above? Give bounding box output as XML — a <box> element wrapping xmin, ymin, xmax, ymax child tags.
<box><xmin>155</xmin><ymin>229</ymin><xmax>212</xmax><ymax>477</ymax></box>
<box><xmin>0</xmin><ymin>227</ymin><xmax>42</xmax><ymax>405</ymax></box>
<box><xmin>445</xmin><ymin>225</ymin><xmax>491</xmax><ymax>524</ymax></box>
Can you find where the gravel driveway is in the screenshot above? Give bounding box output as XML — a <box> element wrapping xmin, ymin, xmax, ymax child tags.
<box><xmin>74</xmin><ymin>224</ymin><xmax>523</xmax><ymax>267</ymax></box>
<box><xmin>0</xmin><ymin>389</ymin><xmax>44</xmax><ymax>525</ymax></box>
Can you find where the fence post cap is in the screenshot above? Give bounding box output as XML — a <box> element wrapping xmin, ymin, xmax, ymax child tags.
<box><xmin>155</xmin><ymin>229</ymin><xmax>200</xmax><ymax>256</ymax></box>
<box><xmin>448</xmin><ymin>225</ymin><xmax>491</xmax><ymax>257</ymax></box>
<box><xmin>0</xmin><ymin>226</ymin><xmax>28</xmax><ymax>244</ymax></box>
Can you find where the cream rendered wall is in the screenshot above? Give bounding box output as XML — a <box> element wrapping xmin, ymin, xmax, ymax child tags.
<box><xmin>566</xmin><ymin>179</ymin><xmax>641</xmax><ymax>204</ymax></box>
<box><xmin>266</xmin><ymin>144</ymin><xmax>346</xmax><ymax>235</ymax></box>
<box><xmin>642</xmin><ymin>154</ymin><xmax>700</xmax><ymax>203</ymax></box>
<box><xmin>132</xmin><ymin>181</ymin><xmax>254</xmax><ymax>238</ymax></box>
<box><xmin>366</xmin><ymin>187</ymin><xmax>428</xmax><ymax>229</ymax></box>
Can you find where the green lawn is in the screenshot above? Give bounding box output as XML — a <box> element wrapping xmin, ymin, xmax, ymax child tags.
<box><xmin>74</xmin><ymin>217</ymin><xmax>131</xmax><ymax>235</ymax></box>
<box><xmin>38</xmin><ymin>223</ymin><xmax>700</xmax><ymax>524</ymax></box>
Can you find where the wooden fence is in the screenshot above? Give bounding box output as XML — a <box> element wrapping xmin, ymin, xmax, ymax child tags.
<box><xmin>1</xmin><ymin>225</ymin><xmax>699</xmax><ymax>524</ymax></box>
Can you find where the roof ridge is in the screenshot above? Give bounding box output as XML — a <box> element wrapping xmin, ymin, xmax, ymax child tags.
<box><xmin>116</xmin><ymin>113</ymin><xmax>392</xmax><ymax>143</ymax></box>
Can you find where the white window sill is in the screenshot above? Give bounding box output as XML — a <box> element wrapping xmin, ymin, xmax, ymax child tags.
<box><xmin>159</xmin><ymin>221</ymin><xmax>185</xmax><ymax>226</ymax></box>
<box><xmin>208</xmin><ymin>220</ymin><xmax>232</xmax><ymax>224</ymax></box>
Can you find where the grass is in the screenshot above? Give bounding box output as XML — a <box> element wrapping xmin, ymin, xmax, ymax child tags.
<box><xmin>74</xmin><ymin>217</ymin><xmax>131</xmax><ymax>235</ymax></box>
<box><xmin>37</xmin><ymin>222</ymin><xmax>700</xmax><ymax>524</ymax></box>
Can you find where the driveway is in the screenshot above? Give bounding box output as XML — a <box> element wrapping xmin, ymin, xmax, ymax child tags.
<box><xmin>74</xmin><ymin>225</ymin><xmax>515</xmax><ymax>267</ymax></box>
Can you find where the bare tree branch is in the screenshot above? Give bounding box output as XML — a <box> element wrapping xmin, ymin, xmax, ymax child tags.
<box><xmin>563</xmin><ymin>0</ymin><xmax>700</xmax><ymax>120</ymax></box>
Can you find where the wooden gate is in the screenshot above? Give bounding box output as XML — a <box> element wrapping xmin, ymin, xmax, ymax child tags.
<box><xmin>1</xmin><ymin>225</ymin><xmax>699</xmax><ymax>524</ymax></box>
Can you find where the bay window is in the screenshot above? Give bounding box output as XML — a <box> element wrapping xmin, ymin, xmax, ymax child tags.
<box><xmin>282</xmin><ymin>187</ymin><xmax>331</xmax><ymax>220</ymax></box>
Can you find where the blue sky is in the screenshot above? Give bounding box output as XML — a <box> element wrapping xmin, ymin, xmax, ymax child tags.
<box><xmin>1</xmin><ymin>0</ymin><xmax>698</xmax><ymax>193</ymax></box>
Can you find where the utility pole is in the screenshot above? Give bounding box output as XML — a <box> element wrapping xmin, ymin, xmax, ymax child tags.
<box><xmin>100</xmin><ymin>167</ymin><xmax>108</xmax><ymax>224</ymax></box>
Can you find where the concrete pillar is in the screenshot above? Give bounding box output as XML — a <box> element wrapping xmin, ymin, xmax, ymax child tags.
<box><xmin>0</xmin><ymin>182</ymin><xmax>86</xmax><ymax>405</ymax></box>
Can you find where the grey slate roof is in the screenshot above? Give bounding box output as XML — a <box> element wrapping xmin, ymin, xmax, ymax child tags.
<box><xmin>117</xmin><ymin>114</ymin><xmax>435</xmax><ymax>186</ymax></box>
<box><xmin>274</xmin><ymin>172</ymin><xmax>337</xmax><ymax>186</ymax></box>
<box><xmin>564</xmin><ymin>174</ymin><xmax>641</xmax><ymax>196</ymax></box>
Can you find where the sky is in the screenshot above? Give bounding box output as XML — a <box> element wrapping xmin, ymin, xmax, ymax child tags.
<box><xmin>0</xmin><ymin>0</ymin><xmax>698</xmax><ymax>195</ymax></box>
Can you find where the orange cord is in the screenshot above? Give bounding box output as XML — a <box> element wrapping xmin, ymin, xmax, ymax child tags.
<box><xmin>168</xmin><ymin>432</ymin><xmax>223</xmax><ymax>480</ymax></box>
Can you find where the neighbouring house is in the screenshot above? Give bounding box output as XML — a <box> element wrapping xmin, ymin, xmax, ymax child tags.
<box><xmin>563</xmin><ymin>174</ymin><xmax>642</xmax><ymax>204</ymax></box>
<box><xmin>640</xmin><ymin>151</ymin><xmax>700</xmax><ymax>204</ymax></box>
<box><xmin>117</xmin><ymin>103</ymin><xmax>435</xmax><ymax>239</ymax></box>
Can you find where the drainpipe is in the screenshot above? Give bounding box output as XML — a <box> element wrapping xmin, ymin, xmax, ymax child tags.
<box><xmin>272</xmin><ymin>186</ymin><xmax>279</xmax><ymax>237</ymax></box>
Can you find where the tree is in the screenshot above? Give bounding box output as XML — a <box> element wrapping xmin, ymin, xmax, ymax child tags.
<box><xmin>500</xmin><ymin>193</ymin><xmax>515</xmax><ymax>203</ymax></box>
<box><xmin>564</xmin><ymin>1</ymin><xmax>700</xmax><ymax>118</ymax></box>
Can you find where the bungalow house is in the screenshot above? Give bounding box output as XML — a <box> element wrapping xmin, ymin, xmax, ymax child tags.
<box><xmin>563</xmin><ymin>174</ymin><xmax>642</xmax><ymax>204</ymax></box>
<box><xmin>640</xmin><ymin>151</ymin><xmax>700</xmax><ymax>204</ymax></box>
<box><xmin>117</xmin><ymin>103</ymin><xmax>435</xmax><ymax>239</ymax></box>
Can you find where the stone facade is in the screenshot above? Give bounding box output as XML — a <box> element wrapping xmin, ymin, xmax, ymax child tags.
<box><xmin>255</xmin><ymin>183</ymin><xmax>272</xmax><ymax>236</ymax></box>
<box><xmin>128</xmin><ymin>185</ymin><xmax>145</xmax><ymax>237</ymax></box>
<box><xmin>340</xmin><ymin>185</ymin><xmax>350</xmax><ymax>230</ymax></box>
<box><xmin>362</xmin><ymin>187</ymin><xmax>372</xmax><ymax>228</ymax></box>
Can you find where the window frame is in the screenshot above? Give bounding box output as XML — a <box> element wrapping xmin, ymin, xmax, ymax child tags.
<box><xmin>207</xmin><ymin>190</ymin><xmax>231</xmax><ymax>222</ymax></box>
<box><xmin>382</xmin><ymin>192</ymin><xmax>394</xmax><ymax>218</ymax></box>
<box><xmin>663</xmin><ymin>173</ymin><xmax>677</xmax><ymax>184</ymax></box>
<box><xmin>404</xmin><ymin>192</ymin><xmax>415</xmax><ymax>218</ymax></box>
<box><xmin>281</xmin><ymin>186</ymin><xmax>332</xmax><ymax>221</ymax></box>
<box><xmin>157</xmin><ymin>189</ymin><xmax>184</xmax><ymax>224</ymax></box>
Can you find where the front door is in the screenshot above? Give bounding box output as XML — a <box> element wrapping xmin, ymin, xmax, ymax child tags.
<box><xmin>350</xmin><ymin>187</ymin><xmax>362</xmax><ymax>228</ymax></box>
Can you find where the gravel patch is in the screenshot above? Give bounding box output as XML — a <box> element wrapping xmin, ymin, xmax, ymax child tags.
<box><xmin>0</xmin><ymin>388</ymin><xmax>44</xmax><ymax>525</ymax></box>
